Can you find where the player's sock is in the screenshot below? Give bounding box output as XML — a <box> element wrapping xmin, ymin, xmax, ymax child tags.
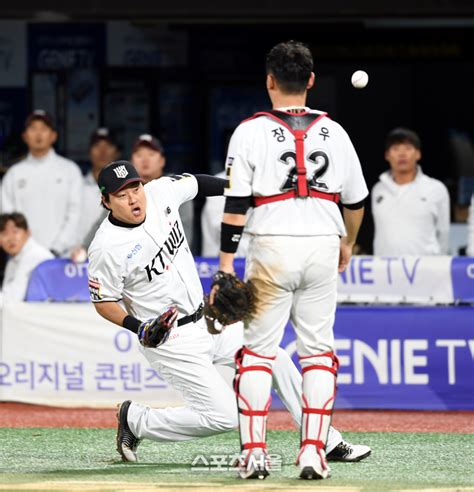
<box><xmin>297</xmin><ymin>352</ymin><xmax>338</xmax><ymax>479</ymax></box>
<box><xmin>234</xmin><ymin>347</ymin><xmax>275</xmax><ymax>477</ymax></box>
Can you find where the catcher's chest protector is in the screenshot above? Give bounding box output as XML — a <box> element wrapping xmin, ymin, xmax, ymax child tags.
<box><xmin>250</xmin><ymin>110</ymin><xmax>340</xmax><ymax>206</ymax></box>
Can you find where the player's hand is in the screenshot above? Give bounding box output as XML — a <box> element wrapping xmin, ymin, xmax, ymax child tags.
<box><xmin>338</xmin><ymin>238</ymin><xmax>353</xmax><ymax>273</ymax></box>
<box><xmin>138</xmin><ymin>307</ymin><xmax>178</xmax><ymax>348</ymax></box>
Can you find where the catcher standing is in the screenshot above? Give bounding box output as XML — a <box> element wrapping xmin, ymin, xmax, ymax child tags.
<box><xmin>216</xmin><ymin>41</ymin><xmax>368</xmax><ymax>480</ymax></box>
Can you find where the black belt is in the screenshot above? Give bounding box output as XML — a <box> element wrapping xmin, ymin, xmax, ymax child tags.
<box><xmin>177</xmin><ymin>303</ymin><xmax>204</xmax><ymax>327</ymax></box>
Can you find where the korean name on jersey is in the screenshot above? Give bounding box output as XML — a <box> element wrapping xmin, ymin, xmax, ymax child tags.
<box><xmin>225</xmin><ymin>110</ymin><xmax>368</xmax><ymax>237</ymax></box>
<box><xmin>87</xmin><ymin>176</ymin><xmax>203</xmax><ymax>321</ymax></box>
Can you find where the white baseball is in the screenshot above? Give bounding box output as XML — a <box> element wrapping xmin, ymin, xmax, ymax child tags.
<box><xmin>351</xmin><ymin>70</ymin><xmax>369</xmax><ymax>89</ymax></box>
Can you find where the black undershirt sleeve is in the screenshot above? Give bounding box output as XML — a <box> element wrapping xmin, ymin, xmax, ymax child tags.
<box><xmin>223</xmin><ymin>196</ymin><xmax>253</xmax><ymax>215</ymax></box>
<box><xmin>341</xmin><ymin>199</ymin><xmax>365</xmax><ymax>210</ymax></box>
<box><xmin>194</xmin><ymin>174</ymin><xmax>229</xmax><ymax>198</ymax></box>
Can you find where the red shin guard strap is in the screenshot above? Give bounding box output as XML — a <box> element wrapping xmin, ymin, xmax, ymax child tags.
<box><xmin>302</xmin><ymin>408</ymin><xmax>333</xmax><ymax>415</ymax></box>
<box><xmin>240</xmin><ymin>409</ymin><xmax>269</xmax><ymax>416</ymax></box>
<box><xmin>239</xmin><ymin>365</ymin><xmax>273</xmax><ymax>375</ymax></box>
<box><xmin>302</xmin><ymin>364</ymin><xmax>337</xmax><ymax>376</ymax></box>
<box><xmin>242</xmin><ymin>346</ymin><xmax>276</xmax><ymax>360</ymax></box>
<box><xmin>243</xmin><ymin>442</ymin><xmax>267</xmax><ymax>450</ymax></box>
<box><xmin>301</xmin><ymin>439</ymin><xmax>325</xmax><ymax>450</ymax></box>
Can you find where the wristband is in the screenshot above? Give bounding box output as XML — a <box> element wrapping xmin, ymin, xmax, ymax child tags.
<box><xmin>220</xmin><ymin>223</ymin><xmax>244</xmax><ymax>253</ymax></box>
<box><xmin>123</xmin><ymin>315</ymin><xmax>141</xmax><ymax>334</ymax></box>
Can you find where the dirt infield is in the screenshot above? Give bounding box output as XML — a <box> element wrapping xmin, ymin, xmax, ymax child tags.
<box><xmin>1</xmin><ymin>403</ymin><xmax>473</xmax><ymax>433</ymax></box>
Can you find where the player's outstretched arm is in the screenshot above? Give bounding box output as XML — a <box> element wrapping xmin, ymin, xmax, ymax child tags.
<box><xmin>194</xmin><ymin>174</ymin><xmax>228</xmax><ymax>197</ymax></box>
<box><xmin>94</xmin><ymin>301</ymin><xmax>130</xmax><ymax>328</ymax></box>
<box><xmin>93</xmin><ymin>301</ymin><xmax>177</xmax><ymax>348</ymax></box>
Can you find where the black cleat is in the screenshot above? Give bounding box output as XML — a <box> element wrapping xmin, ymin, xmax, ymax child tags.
<box><xmin>299</xmin><ymin>465</ymin><xmax>326</xmax><ymax>480</ymax></box>
<box><xmin>116</xmin><ymin>400</ymin><xmax>141</xmax><ymax>462</ymax></box>
<box><xmin>327</xmin><ymin>441</ymin><xmax>372</xmax><ymax>462</ymax></box>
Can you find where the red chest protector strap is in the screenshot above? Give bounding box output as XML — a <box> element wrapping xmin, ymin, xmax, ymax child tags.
<box><xmin>248</xmin><ymin>110</ymin><xmax>340</xmax><ymax>207</ymax></box>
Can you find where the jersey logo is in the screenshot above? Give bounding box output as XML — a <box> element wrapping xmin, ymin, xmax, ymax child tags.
<box><xmin>113</xmin><ymin>165</ymin><xmax>129</xmax><ymax>178</ymax></box>
<box><xmin>144</xmin><ymin>220</ymin><xmax>185</xmax><ymax>281</ymax></box>
<box><xmin>279</xmin><ymin>149</ymin><xmax>330</xmax><ymax>192</ymax></box>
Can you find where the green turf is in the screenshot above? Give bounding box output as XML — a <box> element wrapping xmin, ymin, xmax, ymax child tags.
<box><xmin>0</xmin><ymin>429</ymin><xmax>473</xmax><ymax>491</ymax></box>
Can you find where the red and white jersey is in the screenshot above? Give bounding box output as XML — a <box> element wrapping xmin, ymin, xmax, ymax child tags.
<box><xmin>224</xmin><ymin>108</ymin><xmax>368</xmax><ymax>236</ymax></box>
<box><xmin>87</xmin><ymin>175</ymin><xmax>202</xmax><ymax>321</ymax></box>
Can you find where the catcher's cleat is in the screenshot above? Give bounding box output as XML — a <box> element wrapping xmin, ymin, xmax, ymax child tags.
<box><xmin>298</xmin><ymin>445</ymin><xmax>330</xmax><ymax>480</ymax></box>
<box><xmin>299</xmin><ymin>466</ymin><xmax>328</xmax><ymax>480</ymax></box>
<box><xmin>237</xmin><ymin>452</ymin><xmax>270</xmax><ymax>480</ymax></box>
<box><xmin>116</xmin><ymin>400</ymin><xmax>141</xmax><ymax>462</ymax></box>
<box><xmin>326</xmin><ymin>441</ymin><xmax>372</xmax><ymax>462</ymax></box>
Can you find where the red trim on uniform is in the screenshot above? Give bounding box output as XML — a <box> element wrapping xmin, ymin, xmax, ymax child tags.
<box><xmin>254</xmin><ymin>189</ymin><xmax>340</xmax><ymax>207</ymax></box>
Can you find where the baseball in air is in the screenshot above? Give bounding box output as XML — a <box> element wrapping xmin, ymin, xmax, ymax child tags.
<box><xmin>351</xmin><ymin>70</ymin><xmax>369</xmax><ymax>89</ymax></box>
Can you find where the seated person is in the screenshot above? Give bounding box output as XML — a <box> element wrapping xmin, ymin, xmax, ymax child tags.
<box><xmin>0</xmin><ymin>212</ymin><xmax>53</xmax><ymax>302</ymax></box>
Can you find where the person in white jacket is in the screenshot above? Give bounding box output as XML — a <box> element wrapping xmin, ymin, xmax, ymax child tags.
<box><xmin>372</xmin><ymin>128</ymin><xmax>450</xmax><ymax>256</ymax></box>
<box><xmin>1</xmin><ymin>110</ymin><xmax>83</xmax><ymax>256</ymax></box>
<box><xmin>0</xmin><ymin>212</ymin><xmax>53</xmax><ymax>302</ymax></box>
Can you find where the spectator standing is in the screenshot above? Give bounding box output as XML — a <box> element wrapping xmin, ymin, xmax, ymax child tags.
<box><xmin>0</xmin><ymin>212</ymin><xmax>53</xmax><ymax>302</ymax></box>
<box><xmin>1</xmin><ymin>110</ymin><xmax>83</xmax><ymax>256</ymax></box>
<box><xmin>372</xmin><ymin>128</ymin><xmax>450</xmax><ymax>256</ymax></box>
<box><xmin>132</xmin><ymin>134</ymin><xmax>194</xmax><ymax>247</ymax></box>
<box><xmin>78</xmin><ymin>128</ymin><xmax>120</xmax><ymax>246</ymax></box>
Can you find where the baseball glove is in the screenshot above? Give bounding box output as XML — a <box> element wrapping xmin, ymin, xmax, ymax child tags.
<box><xmin>138</xmin><ymin>307</ymin><xmax>178</xmax><ymax>348</ymax></box>
<box><xmin>204</xmin><ymin>271</ymin><xmax>256</xmax><ymax>333</ymax></box>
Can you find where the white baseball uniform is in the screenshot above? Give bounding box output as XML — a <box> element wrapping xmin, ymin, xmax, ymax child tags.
<box><xmin>225</xmin><ymin>107</ymin><xmax>368</xmax><ymax>468</ymax></box>
<box><xmin>1</xmin><ymin>149</ymin><xmax>83</xmax><ymax>255</ymax></box>
<box><xmin>87</xmin><ymin>174</ymin><xmax>343</xmax><ymax>449</ymax></box>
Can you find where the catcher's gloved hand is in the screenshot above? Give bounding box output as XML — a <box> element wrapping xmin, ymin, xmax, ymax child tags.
<box><xmin>204</xmin><ymin>271</ymin><xmax>256</xmax><ymax>332</ymax></box>
<box><xmin>138</xmin><ymin>307</ymin><xmax>178</xmax><ymax>348</ymax></box>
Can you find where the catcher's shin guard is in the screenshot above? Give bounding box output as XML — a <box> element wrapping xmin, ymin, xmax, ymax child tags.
<box><xmin>234</xmin><ymin>347</ymin><xmax>275</xmax><ymax>479</ymax></box>
<box><xmin>296</xmin><ymin>352</ymin><xmax>339</xmax><ymax>480</ymax></box>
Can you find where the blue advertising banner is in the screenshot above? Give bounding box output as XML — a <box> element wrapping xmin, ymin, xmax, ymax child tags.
<box><xmin>451</xmin><ymin>256</ymin><xmax>474</xmax><ymax>303</ymax></box>
<box><xmin>28</xmin><ymin>23</ymin><xmax>106</xmax><ymax>70</ymax></box>
<box><xmin>23</xmin><ymin>257</ymin><xmax>474</xmax><ymax>409</ymax></box>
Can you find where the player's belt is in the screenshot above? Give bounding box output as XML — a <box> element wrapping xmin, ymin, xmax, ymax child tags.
<box><xmin>254</xmin><ymin>189</ymin><xmax>340</xmax><ymax>207</ymax></box>
<box><xmin>177</xmin><ymin>302</ymin><xmax>204</xmax><ymax>326</ymax></box>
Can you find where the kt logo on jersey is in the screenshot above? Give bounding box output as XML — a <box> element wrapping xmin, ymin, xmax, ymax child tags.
<box><xmin>144</xmin><ymin>220</ymin><xmax>184</xmax><ymax>281</ymax></box>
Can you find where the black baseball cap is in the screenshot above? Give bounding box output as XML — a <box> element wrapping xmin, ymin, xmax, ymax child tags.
<box><xmin>89</xmin><ymin>127</ymin><xmax>117</xmax><ymax>148</ymax></box>
<box><xmin>132</xmin><ymin>134</ymin><xmax>164</xmax><ymax>155</ymax></box>
<box><xmin>24</xmin><ymin>109</ymin><xmax>55</xmax><ymax>130</ymax></box>
<box><xmin>98</xmin><ymin>160</ymin><xmax>144</xmax><ymax>195</ymax></box>
<box><xmin>385</xmin><ymin>128</ymin><xmax>421</xmax><ymax>151</ymax></box>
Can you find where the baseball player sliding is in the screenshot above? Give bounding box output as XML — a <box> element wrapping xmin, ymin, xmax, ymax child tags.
<box><xmin>87</xmin><ymin>160</ymin><xmax>370</xmax><ymax>468</ymax></box>
<box><xmin>215</xmin><ymin>41</ymin><xmax>368</xmax><ymax>480</ymax></box>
